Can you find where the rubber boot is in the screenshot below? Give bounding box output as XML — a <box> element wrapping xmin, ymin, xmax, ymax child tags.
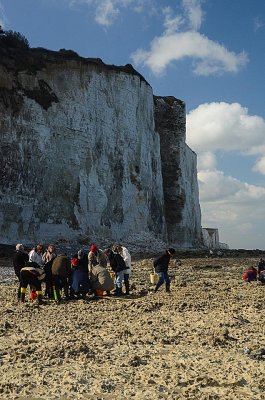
<box><xmin>53</xmin><ymin>286</ymin><xmax>61</xmax><ymax>302</ymax></box>
<box><xmin>17</xmin><ymin>284</ymin><xmax>21</xmax><ymax>300</ymax></box>
<box><xmin>124</xmin><ymin>278</ymin><xmax>130</xmax><ymax>295</ymax></box>
<box><xmin>166</xmin><ymin>286</ymin><xmax>170</xmax><ymax>293</ymax></box>
<box><xmin>116</xmin><ymin>287</ymin><xmax>123</xmax><ymax>296</ymax></box>
<box><xmin>36</xmin><ymin>291</ymin><xmax>45</xmax><ymax>305</ymax></box>
<box><xmin>64</xmin><ymin>285</ymin><xmax>70</xmax><ymax>300</ymax></box>
<box><xmin>154</xmin><ymin>283</ymin><xmax>159</xmax><ymax>293</ymax></box>
<box><xmin>20</xmin><ymin>287</ymin><xmax>26</xmax><ymax>302</ymax></box>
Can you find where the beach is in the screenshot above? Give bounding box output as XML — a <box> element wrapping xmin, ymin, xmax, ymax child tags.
<box><xmin>0</xmin><ymin>255</ymin><xmax>265</xmax><ymax>399</ymax></box>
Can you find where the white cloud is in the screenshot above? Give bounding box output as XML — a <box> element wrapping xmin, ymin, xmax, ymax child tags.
<box><xmin>132</xmin><ymin>31</ymin><xmax>247</xmax><ymax>76</ymax></box>
<box><xmin>69</xmin><ymin>0</ymin><xmax>148</xmax><ymax>26</ymax></box>
<box><xmin>182</xmin><ymin>0</ymin><xmax>204</xmax><ymax>31</ymax></box>
<box><xmin>95</xmin><ymin>0</ymin><xmax>119</xmax><ymax>27</ymax></box>
<box><xmin>162</xmin><ymin>6</ymin><xmax>184</xmax><ymax>34</ymax></box>
<box><xmin>253</xmin><ymin>157</ymin><xmax>265</xmax><ymax>175</ymax></box>
<box><xmin>131</xmin><ymin>0</ymin><xmax>247</xmax><ymax>76</ymax></box>
<box><xmin>198</xmin><ymin>169</ymin><xmax>242</xmax><ymax>201</ymax></box>
<box><xmin>186</xmin><ymin>102</ymin><xmax>265</xmax><ymax>153</ymax></box>
<box><xmin>197</xmin><ymin>151</ymin><xmax>217</xmax><ymax>170</ymax></box>
<box><xmin>254</xmin><ymin>16</ymin><xmax>264</xmax><ymax>32</ymax></box>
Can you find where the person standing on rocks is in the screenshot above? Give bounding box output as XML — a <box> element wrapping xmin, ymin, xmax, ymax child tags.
<box><xmin>13</xmin><ymin>244</ymin><xmax>29</xmax><ymax>300</ymax></box>
<box><xmin>42</xmin><ymin>244</ymin><xmax>57</xmax><ymax>298</ymax></box>
<box><xmin>28</xmin><ymin>244</ymin><xmax>45</xmax><ymax>267</ymax></box>
<box><xmin>153</xmin><ymin>248</ymin><xmax>176</xmax><ymax>293</ymax></box>
<box><xmin>114</xmin><ymin>244</ymin><xmax>132</xmax><ymax>295</ymax></box>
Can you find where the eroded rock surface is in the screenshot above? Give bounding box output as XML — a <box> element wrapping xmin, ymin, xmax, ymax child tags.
<box><xmin>0</xmin><ymin>46</ymin><xmax>201</xmax><ymax>248</ymax></box>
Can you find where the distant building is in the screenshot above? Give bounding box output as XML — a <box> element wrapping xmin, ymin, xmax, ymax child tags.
<box><xmin>219</xmin><ymin>242</ymin><xmax>229</xmax><ymax>250</ymax></box>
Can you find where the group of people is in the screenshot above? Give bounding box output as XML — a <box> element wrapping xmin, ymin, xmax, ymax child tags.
<box><xmin>13</xmin><ymin>242</ymin><xmax>177</xmax><ymax>304</ymax></box>
<box><xmin>243</xmin><ymin>258</ymin><xmax>265</xmax><ymax>283</ymax></box>
<box><xmin>13</xmin><ymin>243</ymin><xmax>133</xmax><ymax>304</ymax></box>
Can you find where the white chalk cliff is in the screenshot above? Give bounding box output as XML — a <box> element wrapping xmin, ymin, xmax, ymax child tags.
<box><xmin>0</xmin><ymin>46</ymin><xmax>202</xmax><ymax>248</ymax></box>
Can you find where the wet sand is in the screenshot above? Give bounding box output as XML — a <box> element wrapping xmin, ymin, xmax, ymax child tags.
<box><xmin>0</xmin><ymin>256</ymin><xmax>265</xmax><ymax>399</ymax></box>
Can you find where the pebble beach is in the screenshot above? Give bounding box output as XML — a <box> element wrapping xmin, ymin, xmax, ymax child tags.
<box><xmin>1</xmin><ymin>255</ymin><xmax>265</xmax><ymax>399</ymax></box>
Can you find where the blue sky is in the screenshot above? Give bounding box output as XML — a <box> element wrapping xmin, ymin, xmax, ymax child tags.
<box><xmin>1</xmin><ymin>0</ymin><xmax>265</xmax><ymax>250</ymax></box>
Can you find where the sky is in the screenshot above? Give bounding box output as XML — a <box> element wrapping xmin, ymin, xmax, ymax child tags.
<box><xmin>1</xmin><ymin>0</ymin><xmax>265</xmax><ymax>250</ymax></box>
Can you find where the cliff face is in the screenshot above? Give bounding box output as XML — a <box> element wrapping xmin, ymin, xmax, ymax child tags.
<box><xmin>0</xmin><ymin>47</ymin><xmax>201</xmax><ymax>247</ymax></box>
<box><xmin>154</xmin><ymin>97</ymin><xmax>202</xmax><ymax>247</ymax></box>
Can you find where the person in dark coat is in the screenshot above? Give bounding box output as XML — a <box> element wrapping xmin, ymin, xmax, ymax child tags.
<box><xmin>71</xmin><ymin>254</ymin><xmax>90</xmax><ymax>299</ymax></box>
<box><xmin>13</xmin><ymin>244</ymin><xmax>29</xmax><ymax>299</ymax></box>
<box><xmin>153</xmin><ymin>248</ymin><xmax>176</xmax><ymax>293</ymax></box>
<box><xmin>105</xmin><ymin>248</ymin><xmax>127</xmax><ymax>295</ymax></box>
<box><xmin>42</xmin><ymin>244</ymin><xmax>57</xmax><ymax>298</ymax></box>
<box><xmin>51</xmin><ymin>254</ymin><xmax>72</xmax><ymax>301</ymax></box>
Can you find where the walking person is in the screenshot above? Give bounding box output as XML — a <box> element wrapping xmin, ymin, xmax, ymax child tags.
<box><xmin>114</xmin><ymin>244</ymin><xmax>132</xmax><ymax>295</ymax></box>
<box><xmin>153</xmin><ymin>248</ymin><xmax>176</xmax><ymax>293</ymax></box>
<box><xmin>13</xmin><ymin>244</ymin><xmax>29</xmax><ymax>299</ymax></box>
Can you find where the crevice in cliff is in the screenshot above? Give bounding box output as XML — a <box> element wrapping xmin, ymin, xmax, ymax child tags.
<box><xmin>23</xmin><ymin>79</ymin><xmax>59</xmax><ymax>111</ymax></box>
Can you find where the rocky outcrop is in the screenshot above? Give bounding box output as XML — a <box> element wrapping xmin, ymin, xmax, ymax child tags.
<box><xmin>0</xmin><ymin>45</ymin><xmax>202</xmax><ymax>248</ymax></box>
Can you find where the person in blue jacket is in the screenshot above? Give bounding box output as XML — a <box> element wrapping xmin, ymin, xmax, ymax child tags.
<box><xmin>71</xmin><ymin>251</ymin><xmax>90</xmax><ymax>299</ymax></box>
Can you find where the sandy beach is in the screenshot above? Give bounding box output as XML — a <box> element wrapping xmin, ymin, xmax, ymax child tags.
<box><xmin>1</xmin><ymin>254</ymin><xmax>265</xmax><ymax>399</ymax></box>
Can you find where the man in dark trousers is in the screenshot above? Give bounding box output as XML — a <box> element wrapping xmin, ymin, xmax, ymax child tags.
<box><xmin>51</xmin><ymin>254</ymin><xmax>72</xmax><ymax>301</ymax></box>
<box><xmin>13</xmin><ymin>244</ymin><xmax>29</xmax><ymax>299</ymax></box>
<box><xmin>153</xmin><ymin>248</ymin><xmax>176</xmax><ymax>293</ymax></box>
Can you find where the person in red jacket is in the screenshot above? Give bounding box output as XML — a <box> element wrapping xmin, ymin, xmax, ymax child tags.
<box><xmin>243</xmin><ymin>266</ymin><xmax>257</xmax><ymax>282</ymax></box>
